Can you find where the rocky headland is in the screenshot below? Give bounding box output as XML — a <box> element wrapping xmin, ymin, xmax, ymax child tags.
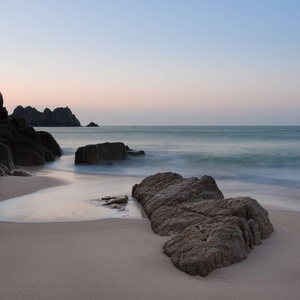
<box><xmin>10</xmin><ymin>105</ymin><xmax>81</xmax><ymax>127</ymax></box>
<box><xmin>0</xmin><ymin>93</ymin><xmax>62</xmax><ymax>175</ymax></box>
<box><xmin>132</xmin><ymin>172</ymin><xmax>274</xmax><ymax>276</ymax></box>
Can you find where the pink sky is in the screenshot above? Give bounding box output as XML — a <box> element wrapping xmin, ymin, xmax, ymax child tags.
<box><xmin>1</xmin><ymin>1</ymin><xmax>299</xmax><ymax>125</ymax></box>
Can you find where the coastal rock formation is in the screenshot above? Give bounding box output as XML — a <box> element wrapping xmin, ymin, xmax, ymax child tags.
<box><xmin>36</xmin><ymin>131</ymin><xmax>62</xmax><ymax>156</ymax></box>
<box><xmin>132</xmin><ymin>172</ymin><xmax>224</xmax><ymax>218</ymax></box>
<box><xmin>75</xmin><ymin>142</ymin><xmax>145</xmax><ymax>164</ymax></box>
<box><xmin>132</xmin><ymin>172</ymin><xmax>274</xmax><ymax>276</ymax></box>
<box><xmin>0</xmin><ymin>93</ymin><xmax>62</xmax><ymax>169</ymax></box>
<box><xmin>86</xmin><ymin>122</ymin><xmax>99</xmax><ymax>127</ymax></box>
<box><xmin>102</xmin><ymin>195</ymin><xmax>128</xmax><ymax>206</ymax></box>
<box><xmin>0</xmin><ymin>143</ymin><xmax>14</xmax><ymax>170</ymax></box>
<box><xmin>10</xmin><ymin>105</ymin><xmax>81</xmax><ymax>127</ymax></box>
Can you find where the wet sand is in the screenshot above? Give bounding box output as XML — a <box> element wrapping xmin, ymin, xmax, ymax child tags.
<box><xmin>0</xmin><ymin>174</ymin><xmax>299</xmax><ymax>299</ymax></box>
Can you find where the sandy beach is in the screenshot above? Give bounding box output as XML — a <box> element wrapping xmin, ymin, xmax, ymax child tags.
<box><xmin>0</xmin><ymin>174</ymin><xmax>299</xmax><ymax>300</ymax></box>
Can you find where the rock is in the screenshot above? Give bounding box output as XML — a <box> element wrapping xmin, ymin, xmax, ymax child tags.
<box><xmin>132</xmin><ymin>172</ymin><xmax>224</xmax><ymax>218</ymax></box>
<box><xmin>75</xmin><ymin>142</ymin><xmax>127</xmax><ymax>164</ymax></box>
<box><xmin>86</xmin><ymin>122</ymin><xmax>99</xmax><ymax>127</ymax></box>
<box><xmin>151</xmin><ymin>197</ymin><xmax>273</xmax><ymax>245</ymax></box>
<box><xmin>102</xmin><ymin>195</ymin><xmax>128</xmax><ymax>205</ymax></box>
<box><xmin>163</xmin><ymin>215</ymin><xmax>251</xmax><ymax>277</ymax></box>
<box><xmin>10</xmin><ymin>127</ymin><xmax>47</xmax><ymax>165</ymax></box>
<box><xmin>0</xmin><ymin>93</ymin><xmax>62</xmax><ymax>167</ymax></box>
<box><xmin>37</xmin><ymin>131</ymin><xmax>62</xmax><ymax>156</ymax></box>
<box><xmin>9</xmin><ymin>105</ymin><xmax>81</xmax><ymax>127</ymax></box>
<box><xmin>0</xmin><ymin>163</ymin><xmax>10</xmax><ymax>176</ymax></box>
<box><xmin>75</xmin><ymin>144</ymin><xmax>100</xmax><ymax>164</ymax></box>
<box><xmin>127</xmin><ymin>150</ymin><xmax>145</xmax><ymax>156</ymax></box>
<box><xmin>0</xmin><ymin>143</ymin><xmax>14</xmax><ymax>170</ymax></box>
<box><xmin>131</xmin><ymin>172</ymin><xmax>274</xmax><ymax>276</ymax></box>
<box><xmin>12</xmin><ymin>169</ymin><xmax>32</xmax><ymax>177</ymax></box>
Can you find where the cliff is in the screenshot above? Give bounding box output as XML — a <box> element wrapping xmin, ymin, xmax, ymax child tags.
<box><xmin>10</xmin><ymin>105</ymin><xmax>81</xmax><ymax>127</ymax></box>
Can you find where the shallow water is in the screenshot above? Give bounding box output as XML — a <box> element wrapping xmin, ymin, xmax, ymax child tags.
<box><xmin>1</xmin><ymin>126</ymin><xmax>299</xmax><ymax>222</ymax></box>
<box><xmin>0</xmin><ymin>172</ymin><xmax>144</xmax><ymax>222</ymax></box>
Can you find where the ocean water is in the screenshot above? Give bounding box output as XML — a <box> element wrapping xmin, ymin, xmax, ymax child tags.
<box><xmin>1</xmin><ymin>126</ymin><xmax>300</xmax><ymax>222</ymax></box>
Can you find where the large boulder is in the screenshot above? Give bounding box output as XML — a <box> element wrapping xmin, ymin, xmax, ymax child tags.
<box><xmin>75</xmin><ymin>142</ymin><xmax>144</xmax><ymax>164</ymax></box>
<box><xmin>163</xmin><ymin>215</ymin><xmax>251</xmax><ymax>277</ymax></box>
<box><xmin>132</xmin><ymin>172</ymin><xmax>274</xmax><ymax>276</ymax></box>
<box><xmin>0</xmin><ymin>93</ymin><xmax>62</xmax><ymax>167</ymax></box>
<box><xmin>151</xmin><ymin>197</ymin><xmax>273</xmax><ymax>244</ymax></box>
<box><xmin>11</xmin><ymin>128</ymin><xmax>47</xmax><ymax>165</ymax></box>
<box><xmin>132</xmin><ymin>172</ymin><xmax>224</xmax><ymax>218</ymax></box>
<box><xmin>37</xmin><ymin>131</ymin><xmax>62</xmax><ymax>156</ymax></box>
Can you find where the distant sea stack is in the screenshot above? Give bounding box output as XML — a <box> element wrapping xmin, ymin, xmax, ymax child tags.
<box><xmin>10</xmin><ymin>106</ymin><xmax>81</xmax><ymax>127</ymax></box>
<box><xmin>86</xmin><ymin>122</ymin><xmax>99</xmax><ymax>127</ymax></box>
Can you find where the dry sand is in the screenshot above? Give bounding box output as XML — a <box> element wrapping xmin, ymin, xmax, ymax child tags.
<box><xmin>0</xmin><ymin>175</ymin><xmax>299</xmax><ymax>299</ymax></box>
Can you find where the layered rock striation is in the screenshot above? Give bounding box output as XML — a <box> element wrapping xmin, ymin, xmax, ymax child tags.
<box><xmin>10</xmin><ymin>105</ymin><xmax>81</xmax><ymax>127</ymax></box>
<box><xmin>132</xmin><ymin>172</ymin><xmax>274</xmax><ymax>276</ymax></box>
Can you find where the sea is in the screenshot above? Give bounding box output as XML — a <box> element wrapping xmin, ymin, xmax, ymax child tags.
<box><xmin>1</xmin><ymin>126</ymin><xmax>300</xmax><ymax>222</ymax></box>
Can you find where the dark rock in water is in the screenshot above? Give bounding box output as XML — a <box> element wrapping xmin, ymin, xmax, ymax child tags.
<box><xmin>86</xmin><ymin>122</ymin><xmax>99</xmax><ymax>127</ymax></box>
<box><xmin>127</xmin><ymin>150</ymin><xmax>145</xmax><ymax>156</ymax></box>
<box><xmin>10</xmin><ymin>105</ymin><xmax>81</xmax><ymax>127</ymax></box>
<box><xmin>37</xmin><ymin>131</ymin><xmax>62</xmax><ymax>156</ymax></box>
<box><xmin>75</xmin><ymin>144</ymin><xmax>100</xmax><ymax>164</ymax></box>
<box><xmin>10</xmin><ymin>127</ymin><xmax>47</xmax><ymax>165</ymax></box>
<box><xmin>0</xmin><ymin>92</ymin><xmax>62</xmax><ymax>169</ymax></box>
<box><xmin>131</xmin><ymin>172</ymin><xmax>274</xmax><ymax>276</ymax></box>
<box><xmin>132</xmin><ymin>172</ymin><xmax>224</xmax><ymax>218</ymax></box>
<box><xmin>75</xmin><ymin>142</ymin><xmax>127</xmax><ymax>164</ymax></box>
<box><xmin>0</xmin><ymin>143</ymin><xmax>14</xmax><ymax>170</ymax></box>
<box><xmin>102</xmin><ymin>195</ymin><xmax>128</xmax><ymax>205</ymax></box>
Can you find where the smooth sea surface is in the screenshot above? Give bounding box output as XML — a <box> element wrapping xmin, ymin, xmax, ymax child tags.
<box><xmin>1</xmin><ymin>126</ymin><xmax>300</xmax><ymax>222</ymax></box>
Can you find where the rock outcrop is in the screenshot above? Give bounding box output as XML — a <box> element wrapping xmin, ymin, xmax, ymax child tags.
<box><xmin>132</xmin><ymin>172</ymin><xmax>224</xmax><ymax>218</ymax></box>
<box><xmin>0</xmin><ymin>93</ymin><xmax>62</xmax><ymax>169</ymax></box>
<box><xmin>86</xmin><ymin>122</ymin><xmax>99</xmax><ymax>127</ymax></box>
<box><xmin>75</xmin><ymin>142</ymin><xmax>145</xmax><ymax>164</ymax></box>
<box><xmin>10</xmin><ymin>105</ymin><xmax>81</xmax><ymax>127</ymax></box>
<box><xmin>132</xmin><ymin>172</ymin><xmax>274</xmax><ymax>276</ymax></box>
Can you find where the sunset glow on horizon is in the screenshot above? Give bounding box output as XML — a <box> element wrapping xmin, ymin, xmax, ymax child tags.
<box><xmin>1</xmin><ymin>0</ymin><xmax>299</xmax><ymax>125</ymax></box>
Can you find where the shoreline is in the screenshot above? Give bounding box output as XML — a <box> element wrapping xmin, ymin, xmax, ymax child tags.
<box><xmin>0</xmin><ymin>170</ymin><xmax>300</xmax><ymax>299</ymax></box>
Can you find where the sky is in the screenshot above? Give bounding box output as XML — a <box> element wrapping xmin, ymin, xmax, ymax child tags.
<box><xmin>1</xmin><ymin>0</ymin><xmax>299</xmax><ymax>125</ymax></box>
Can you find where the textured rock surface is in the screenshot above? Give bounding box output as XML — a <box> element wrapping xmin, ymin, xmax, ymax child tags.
<box><xmin>132</xmin><ymin>172</ymin><xmax>224</xmax><ymax>218</ymax></box>
<box><xmin>10</xmin><ymin>105</ymin><xmax>81</xmax><ymax>127</ymax></box>
<box><xmin>0</xmin><ymin>93</ymin><xmax>62</xmax><ymax>168</ymax></box>
<box><xmin>75</xmin><ymin>142</ymin><xmax>145</xmax><ymax>164</ymax></box>
<box><xmin>163</xmin><ymin>215</ymin><xmax>251</xmax><ymax>277</ymax></box>
<box><xmin>102</xmin><ymin>195</ymin><xmax>128</xmax><ymax>206</ymax></box>
<box><xmin>132</xmin><ymin>172</ymin><xmax>274</xmax><ymax>276</ymax></box>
